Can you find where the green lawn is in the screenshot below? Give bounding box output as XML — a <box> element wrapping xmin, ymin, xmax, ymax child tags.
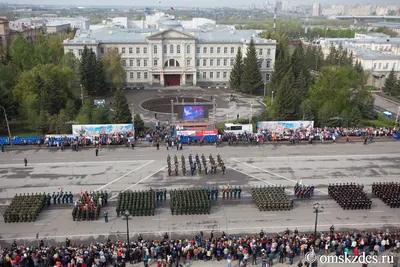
<box><xmin>361</xmin><ymin>114</ymin><xmax>395</xmax><ymax>128</ymax></box>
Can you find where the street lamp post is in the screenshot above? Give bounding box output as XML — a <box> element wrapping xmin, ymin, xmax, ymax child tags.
<box><xmin>80</xmin><ymin>84</ymin><xmax>84</xmax><ymax>106</ymax></box>
<box><xmin>271</xmin><ymin>91</ymin><xmax>274</xmax><ymax>105</ymax></box>
<box><xmin>249</xmin><ymin>103</ymin><xmax>253</xmax><ymax>125</ymax></box>
<box><xmin>0</xmin><ymin>104</ymin><xmax>12</xmax><ymax>147</ymax></box>
<box><xmin>263</xmin><ymin>82</ymin><xmax>267</xmax><ymax>97</ymax></box>
<box><xmin>124</xmin><ymin>210</ymin><xmax>130</xmax><ymax>261</ymax></box>
<box><xmin>130</xmin><ymin>103</ymin><xmax>135</xmax><ymax>126</ymax></box>
<box><xmin>171</xmin><ymin>100</ymin><xmax>174</xmax><ymax>124</ymax></box>
<box><xmin>396</xmin><ymin>106</ymin><xmax>400</xmax><ymax>125</ymax></box>
<box><xmin>313</xmin><ymin>203</ymin><xmax>324</xmax><ymax>238</ymax></box>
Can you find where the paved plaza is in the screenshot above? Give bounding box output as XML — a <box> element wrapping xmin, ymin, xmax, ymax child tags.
<box><xmin>0</xmin><ymin>142</ymin><xmax>400</xmax><ymax>247</ymax></box>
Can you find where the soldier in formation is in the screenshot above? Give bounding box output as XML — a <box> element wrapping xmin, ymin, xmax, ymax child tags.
<box><xmin>116</xmin><ymin>190</ymin><xmax>155</xmax><ymax>217</ymax></box>
<box><xmin>201</xmin><ymin>154</ymin><xmax>208</xmax><ymax>174</ymax></box>
<box><xmin>155</xmin><ymin>189</ymin><xmax>167</xmax><ymax>201</ymax></box>
<box><xmin>174</xmin><ymin>155</ymin><xmax>179</xmax><ymax>175</ymax></box>
<box><xmin>71</xmin><ymin>190</ymin><xmax>108</xmax><ymax>221</ymax></box>
<box><xmin>328</xmin><ymin>183</ymin><xmax>371</xmax><ymax>210</ymax></box>
<box><xmin>372</xmin><ymin>182</ymin><xmax>400</xmax><ymax>208</ymax></box>
<box><xmin>294</xmin><ymin>183</ymin><xmax>314</xmax><ymax>199</ymax></box>
<box><xmin>195</xmin><ymin>154</ymin><xmax>202</xmax><ymax>174</ymax></box>
<box><xmin>167</xmin><ymin>155</ymin><xmax>172</xmax><ymax>176</ymax></box>
<box><xmin>181</xmin><ymin>155</ymin><xmax>186</xmax><ymax>175</ymax></box>
<box><xmin>170</xmin><ymin>188</ymin><xmax>210</xmax><ymax>215</ymax></box>
<box><xmin>3</xmin><ymin>193</ymin><xmax>46</xmax><ymax>223</ymax></box>
<box><xmin>251</xmin><ymin>185</ymin><xmax>292</xmax><ymax>211</ymax></box>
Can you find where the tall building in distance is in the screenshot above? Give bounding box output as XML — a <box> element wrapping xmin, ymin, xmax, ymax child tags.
<box><xmin>312</xmin><ymin>2</ymin><xmax>321</xmax><ymax>16</ymax></box>
<box><xmin>275</xmin><ymin>1</ymin><xmax>283</xmax><ymax>12</ymax></box>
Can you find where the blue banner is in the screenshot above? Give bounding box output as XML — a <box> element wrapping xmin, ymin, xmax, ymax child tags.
<box><xmin>257</xmin><ymin>121</ymin><xmax>314</xmax><ymax>133</ymax></box>
<box><xmin>72</xmin><ymin>124</ymin><xmax>134</xmax><ymax>136</ymax></box>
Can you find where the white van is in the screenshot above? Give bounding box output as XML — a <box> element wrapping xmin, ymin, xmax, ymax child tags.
<box><xmin>224</xmin><ymin>123</ymin><xmax>253</xmax><ymax>134</ymax></box>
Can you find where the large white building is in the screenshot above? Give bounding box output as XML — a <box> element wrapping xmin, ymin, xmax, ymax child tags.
<box><xmin>312</xmin><ymin>2</ymin><xmax>321</xmax><ymax>17</ymax></box>
<box><xmin>316</xmin><ymin>37</ymin><xmax>400</xmax><ymax>88</ymax></box>
<box><xmin>64</xmin><ymin>17</ymin><xmax>276</xmax><ymax>87</ymax></box>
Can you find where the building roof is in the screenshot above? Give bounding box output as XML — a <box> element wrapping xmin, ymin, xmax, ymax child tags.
<box><xmin>46</xmin><ymin>21</ymin><xmax>70</xmax><ymax>27</ymax></box>
<box><xmin>345</xmin><ymin>46</ymin><xmax>400</xmax><ymax>60</ymax></box>
<box><xmin>321</xmin><ymin>37</ymin><xmax>400</xmax><ymax>45</ymax></box>
<box><xmin>371</xmin><ymin>22</ymin><xmax>400</xmax><ymax>29</ymax></box>
<box><xmin>356</xmin><ymin>32</ymin><xmax>390</xmax><ymax>38</ymax></box>
<box><xmin>64</xmin><ymin>26</ymin><xmax>276</xmax><ymax>45</ymax></box>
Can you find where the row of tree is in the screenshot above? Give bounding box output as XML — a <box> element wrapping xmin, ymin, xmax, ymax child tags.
<box><xmin>229</xmin><ymin>38</ymin><xmax>264</xmax><ymax>94</ymax></box>
<box><xmin>0</xmin><ymin>33</ymin><xmax>132</xmax><ymax>135</ymax></box>
<box><xmin>265</xmin><ymin>38</ymin><xmax>375</xmax><ymax>127</ymax></box>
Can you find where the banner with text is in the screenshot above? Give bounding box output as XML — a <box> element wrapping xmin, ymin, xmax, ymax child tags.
<box><xmin>257</xmin><ymin>121</ymin><xmax>314</xmax><ymax>133</ymax></box>
<box><xmin>72</xmin><ymin>124</ymin><xmax>134</xmax><ymax>136</ymax></box>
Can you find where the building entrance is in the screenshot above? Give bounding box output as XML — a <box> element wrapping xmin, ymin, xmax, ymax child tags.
<box><xmin>164</xmin><ymin>74</ymin><xmax>181</xmax><ymax>86</ymax></box>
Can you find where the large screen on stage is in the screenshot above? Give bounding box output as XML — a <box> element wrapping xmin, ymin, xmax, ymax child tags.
<box><xmin>183</xmin><ymin>106</ymin><xmax>204</xmax><ymax>120</ymax></box>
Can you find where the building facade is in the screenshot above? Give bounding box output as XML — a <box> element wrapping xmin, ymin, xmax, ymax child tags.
<box><xmin>64</xmin><ymin>20</ymin><xmax>276</xmax><ymax>87</ymax></box>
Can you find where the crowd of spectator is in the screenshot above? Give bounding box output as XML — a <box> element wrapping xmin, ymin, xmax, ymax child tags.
<box><xmin>1</xmin><ymin>229</ymin><xmax>399</xmax><ymax>267</ymax></box>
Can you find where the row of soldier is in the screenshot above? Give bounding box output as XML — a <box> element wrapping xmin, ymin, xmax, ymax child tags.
<box><xmin>372</xmin><ymin>182</ymin><xmax>400</xmax><ymax>208</ymax></box>
<box><xmin>328</xmin><ymin>183</ymin><xmax>371</xmax><ymax>210</ymax></box>
<box><xmin>155</xmin><ymin>188</ymin><xmax>167</xmax><ymax>201</ymax></box>
<box><xmin>294</xmin><ymin>183</ymin><xmax>314</xmax><ymax>199</ymax></box>
<box><xmin>222</xmin><ymin>186</ymin><xmax>242</xmax><ymax>199</ymax></box>
<box><xmin>46</xmin><ymin>191</ymin><xmax>74</xmax><ymax>206</ymax></box>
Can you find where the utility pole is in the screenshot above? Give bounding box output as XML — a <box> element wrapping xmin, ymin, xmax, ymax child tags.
<box><xmin>0</xmin><ymin>104</ymin><xmax>12</xmax><ymax>147</ymax></box>
<box><xmin>313</xmin><ymin>203</ymin><xmax>324</xmax><ymax>238</ymax></box>
<box><xmin>130</xmin><ymin>103</ymin><xmax>135</xmax><ymax>126</ymax></box>
<box><xmin>271</xmin><ymin>91</ymin><xmax>275</xmax><ymax>105</ymax></box>
<box><xmin>263</xmin><ymin>82</ymin><xmax>267</xmax><ymax>97</ymax></box>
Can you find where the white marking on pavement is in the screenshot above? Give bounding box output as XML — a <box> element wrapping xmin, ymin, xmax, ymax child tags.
<box><xmin>370</xmin><ymin>210</ymin><xmax>385</xmax><ymax>213</ymax></box>
<box><xmin>109</xmin><ymin>165</ymin><xmax>167</xmax><ymax>200</ymax></box>
<box><xmin>96</xmin><ymin>160</ymin><xmax>154</xmax><ymax>191</ymax></box>
<box><xmin>232</xmin><ymin>153</ymin><xmax>399</xmax><ymax>160</ymax></box>
<box><xmin>231</xmin><ymin>158</ymin><xmax>328</xmax><ymax>195</ymax></box>
<box><xmin>0</xmin><ymin>160</ymin><xmax>151</xmax><ymax>167</ymax></box>
<box><xmin>152</xmin><ymin>218</ymin><xmax>167</xmax><ymax>221</ymax></box>
<box><xmin>227</xmin><ymin>166</ymin><xmax>295</xmax><ymax>194</ymax></box>
<box><xmin>3</xmin><ymin>222</ymin><xmax>400</xmax><ymax>241</ymax></box>
<box><xmin>34</xmin><ymin>223</ymin><xmax>49</xmax><ymax>226</ymax></box>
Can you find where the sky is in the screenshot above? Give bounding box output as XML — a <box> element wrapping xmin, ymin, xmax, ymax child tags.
<box><xmin>6</xmin><ymin>0</ymin><xmax>400</xmax><ymax>7</ymax></box>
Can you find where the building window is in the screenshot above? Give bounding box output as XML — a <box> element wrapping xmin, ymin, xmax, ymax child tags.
<box><xmin>210</xmin><ymin>47</ymin><xmax>214</xmax><ymax>54</ymax></box>
<box><xmin>223</xmin><ymin>59</ymin><xmax>227</xmax><ymax>66</ymax></box>
<box><xmin>224</xmin><ymin>47</ymin><xmax>227</xmax><ymax>54</ymax></box>
<box><xmin>196</xmin><ymin>47</ymin><xmax>200</xmax><ymax>54</ymax></box>
<box><xmin>137</xmin><ymin>59</ymin><xmax>141</xmax><ymax>67</ymax></box>
<box><xmin>210</xmin><ymin>59</ymin><xmax>214</xmax><ymax>66</ymax></box>
<box><xmin>374</xmin><ymin>63</ymin><xmax>377</xmax><ymax>69</ymax></box>
<box><xmin>217</xmin><ymin>59</ymin><xmax>220</xmax><ymax>66</ymax></box>
<box><xmin>187</xmin><ymin>45</ymin><xmax>191</xmax><ymax>54</ymax></box>
<box><xmin>223</xmin><ymin>72</ymin><xmax>227</xmax><ymax>78</ymax></box>
<box><xmin>136</xmin><ymin>47</ymin><xmax>140</xmax><ymax>54</ymax></box>
<box><xmin>170</xmin><ymin>45</ymin><xmax>174</xmax><ymax>54</ymax></box>
<box><xmin>137</xmin><ymin>72</ymin><xmax>141</xmax><ymax>79</ymax></box>
<box><xmin>187</xmin><ymin>59</ymin><xmax>191</xmax><ymax>66</ymax></box>
<box><xmin>230</xmin><ymin>58</ymin><xmax>234</xmax><ymax>66</ymax></box>
<box><xmin>197</xmin><ymin>59</ymin><xmax>200</xmax><ymax>66</ymax></box>
<box><xmin>169</xmin><ymin>59</ymin><xmax>175</xmax><ymax>67</ymax></box>
<box><xmin>203</xmin><ymin>72</ymin><xmax>206</xmax><ymax>78</ymax></box>
<box><xmin>177</xmin><ymin>45</ymin><xmax>181</xmax><ymax>54</ymax></box>
<box><xmin>129</xmin><ymin>47</ymin><xmax>133</xmax><ymax>54</ymax></box>
<box><xmin>203</xmin><ymin>59</ymin><xmax>206</xmax><ymax>66</ymax></box>
<box><xmin>130</xmin><ymin>72</ymin><xmax>134</xmax><ymax>79</ymax></box>
<box><xmin>385</xmin><ymin>63</ymin><xmax>389</xmax><ymax>69</ymax></box>
<box><xmin>217</xmin><ymin>47</ymin><xmax>221</xmax><ymax>54</ymax></box>
<box><xmin>122</xmin><ymin>59</ymin><xmax>126</xmax><ymax>67</ymax></box>
<box><xmin>115</xmin><ymin>47</ymin><xmax>119</xmax><ymax>53</ymax></box>
<box><xmin>122</xmin><ymin>47</ymin><xmax>126</xmax><ymax>54</ymax></box>
<box><xmin>129</xmin><ymin>59</ymin><xmax>133</xmax><ymax>66</ymax></box>
<box><xmin>154</xmin><ymin>45</ymin><xmax>158</xmax><ymax>54</ymax></box>
<box><xmin>144</xmin><ymin>72</ymin><xmax>148</xmax><ymax>79</ymax></box>
<box><xmin>259</xmin><ymin>49</ymin><xmax>262</xmax><ymax>55</ymax></box>
<box><xmin>143</xmin><ymin>47</ymin><xmax>147</xmax><ymax>54</ymax></box>
<box><xmin>196</xmin><ymin>72</ymin><xmax>200</xmax><ymax>79</ymax></box>
<box><xmin>163</xmin><ymin>45</ymin><xmax>167</xmax><ymax>54</ymax></box>
<box><xmin>153</xmin><ymin>59</ymin><xmax>158</xmax><ymax>66</ymax></box>
<box><xmin>266</xmin><ymin>60</ymin><xmax>271</xmax><ymax>68</ymax></box>
<box><xmin>267</xmin><ymin>49</ymin><xmax>271</xmax><ymax>56</ymax></box>
<box><xmin>203</xmin><ymin>47</ymin><xmax>207</xmax><ymax>53</ymax></box>
<box><xmin>144</xmin><ymin>59</ymin><xmax>147</xmax><ymax>67</ymax></box>
<box><xmin>217</xmin><ymin>72</ymin><xmax>220</xmax><ymax>78</ymax></box>
<box><xmin>266</xmin><ymin>73</ymin><xmax>270</xmax><ymax>81</ymax></box>
<box><xmin>100</xmin><ymin>47</ymin><xmax>104</xmax><ymax>54</ymax></box>
<box><xmin>231</xmin><ymin>47</ymin><xmax>234</xmax><ymax>54</ymax></box>
<box><xmin>210</xmin><ymin>72</ymin><xmax>214</xmax><ymax>78</ymax></box>
<box><xmin>78</xmin><ymin>49</ymin><xmax>83</xmax><ymax>56</ymax></box>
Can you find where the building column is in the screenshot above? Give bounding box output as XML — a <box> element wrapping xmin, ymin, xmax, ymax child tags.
<box><xmin>149</xmin><ymin>72</ymin><xmax>153</xmax><ymax>85</ymax></box>
<box><xmin>193</xmin><ymin>73</ymin><xmax>197</xmax><ymax>86</ymax></box>
<box><xmin>181</xmin><ymin>73</ymin><xmax>186</xmax><ymax>86</ymax></box>
<box><xmin>160</xmin><ymin>72</ymin><xmax>164</xmax><ymax>86</ymax></box>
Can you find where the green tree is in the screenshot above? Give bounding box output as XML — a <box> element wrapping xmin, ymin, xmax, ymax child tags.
<box><xmin>103</xmin><ymin>48</ymin><xmax>126</xmax><ymax>90</ymax></box>
<box><xmin>274</xmin><ymin>72</ymin><xmax>296</xmax><ymax>120</ymax></box>
<box><xmin>299</xmin><ymin>99</ymin><xmax>315</xmax><ymax>120</ymax></box>
<box><xmin>134</xmin><ymin>113</ymin><xmax>145</xmax><ymax>134</ymax></box>
<box><xmin>75</xmin><ymin>100</ymin><xmax>93</xmax><ymax>124</ymax></box>
<box><xmin>269</xmin><ymin>42</ymin><xmax>289</xmax><ymax>96</ymax></box>
<box><xmin>325</xmin><ymin>45</ymin><xmax>340</xmax><ymax>66</ymax></box>
<box><xmin>383</xmin><ymin>68</ymin><xmax>397</xmax><ymax>96</ymax></box>
<box><xmin>354</xmin><ymin>60</ymin><xmax>364</xmax><ymax>74</ymax></box>
<box><xmin>111</xmin><ymin>89</ymin><xmax>131</xmax><ymax>123</ymax></box>
<box><xmin>9</xmin><ymin>36</ymin><xmax>34</xmax><ymax>71</ymax></box>
<box><xmin>241</xmin><ymin>38</ymin><xmax>263</xmax><ymax>94</ymax></box>
<box><xmin>229</xmin><ymin>47</ymin><xmax>243</xmax><ymax>91</ymax></box>
<box><xmin>79</xmin><ymin>46</ymin><xmax>97</xmax><ymax>95</ymax></box>
<box><xmin>292</xmin><ymin>70</ymin><xmax>308</xmax><ymax>111</ymax></box>
<box><xmin>92</xmin><ymin>107</ymin><xmax>110</xmax><ymax>124</ymax></box>
<box><xmin>362</xmin><ymin>97</ymin><xmax>376</xmax><ymax>120</ymax></box>
<box><xmin>94</xmin><ymin>59</ymin><xmax>108</xmax><ymax>95</ymax></box>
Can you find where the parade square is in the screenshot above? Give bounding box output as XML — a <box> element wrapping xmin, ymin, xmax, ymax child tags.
<box><xmin>0</xmin><ymin>142</ymin><xmax>400</xmax><ymax>246</ymax></box>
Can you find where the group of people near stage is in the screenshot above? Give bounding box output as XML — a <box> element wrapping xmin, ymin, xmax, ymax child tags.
<box><xmin>1</xmin><ymin>229</ymin><xmax>399</xmax><ymax>267</ymax></box>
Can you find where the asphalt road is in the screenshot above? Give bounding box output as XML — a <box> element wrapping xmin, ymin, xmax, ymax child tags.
<box><xmin>0</xmin><ymin>142</ymin><xmax>400</xmax><ymax>246</ymax></box>
<box><xmin>374</xmin><ymin>94</ymin><xmax>400</xmax><ymax>117</ymax></box>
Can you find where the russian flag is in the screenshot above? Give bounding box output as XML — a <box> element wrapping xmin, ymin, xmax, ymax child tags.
<box><xmin>170</xmin><ymin>7</ymin><xmax>175</xmax><ymax>11</ymax></box>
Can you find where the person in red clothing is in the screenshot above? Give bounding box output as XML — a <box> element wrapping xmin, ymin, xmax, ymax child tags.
<box><xmin>354</xmin><ymin>247</ymin><xmax>360</xmax><ymax>257</ymax></box>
